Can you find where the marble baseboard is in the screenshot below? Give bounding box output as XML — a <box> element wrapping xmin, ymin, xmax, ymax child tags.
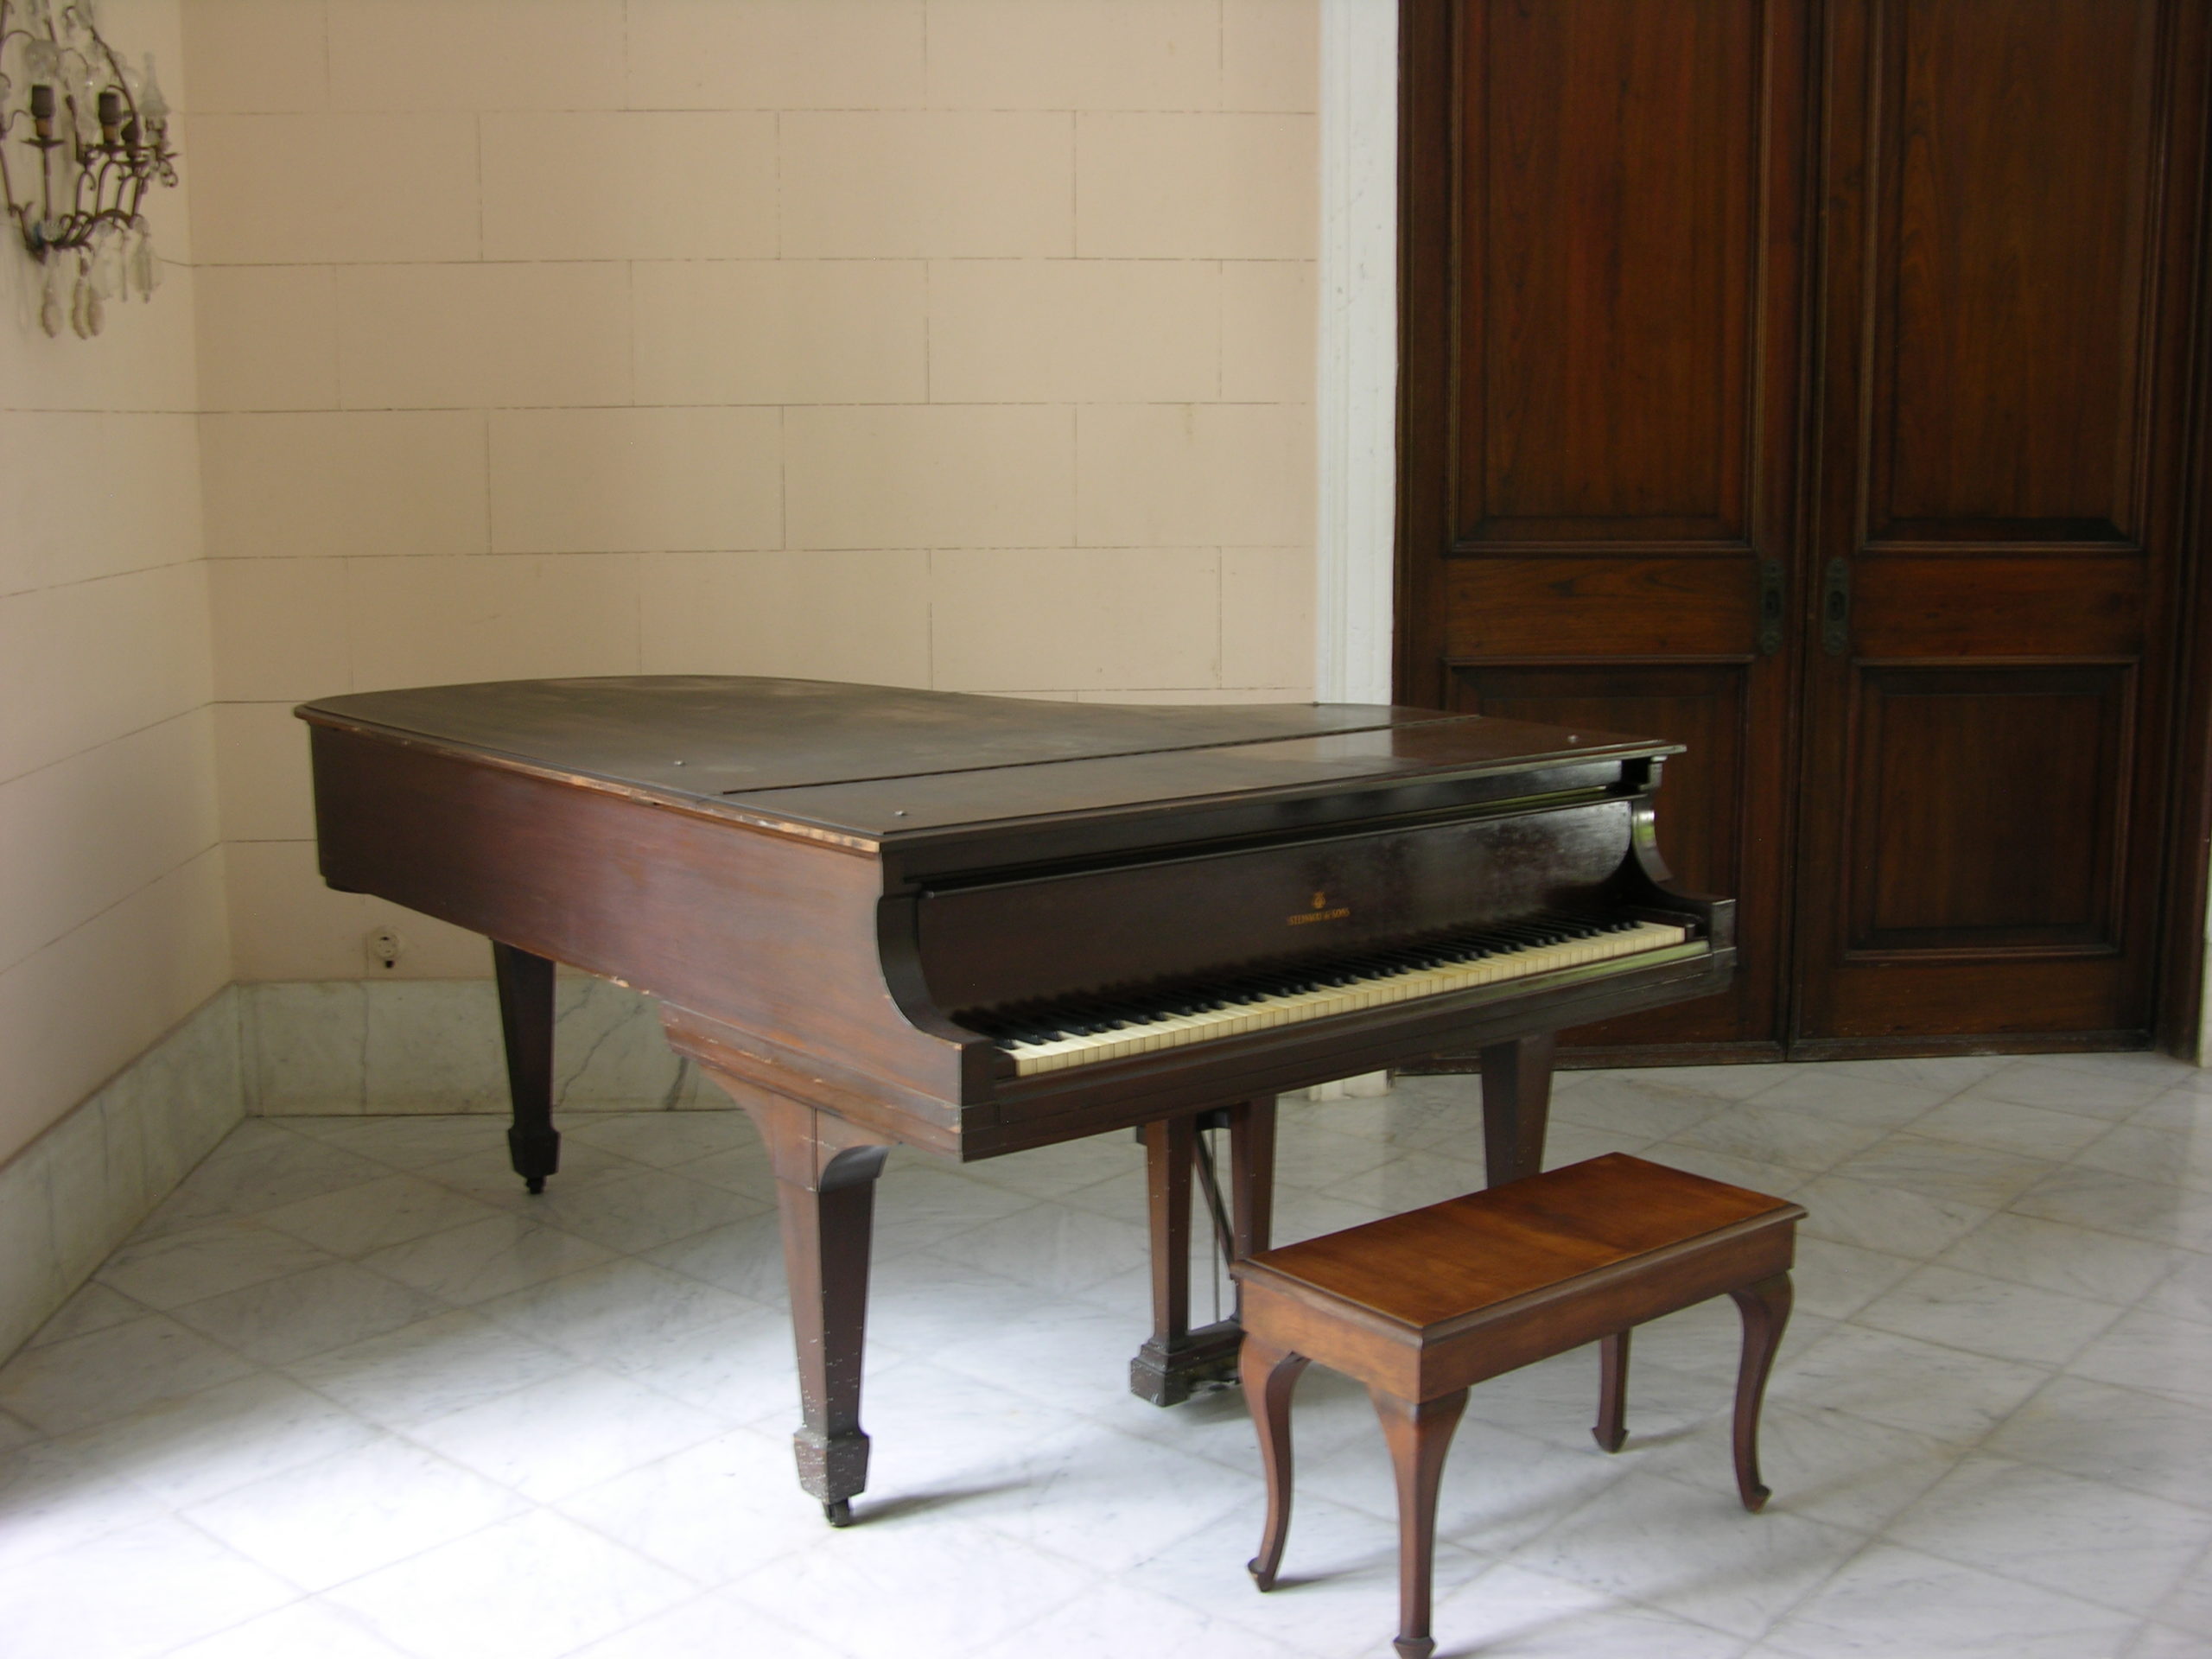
<box><xmin>239</xmin><ymin>976</ymin><xmax>711</xmax><ymax>1117</ymax></box>
<box><xmin>0</xmin><ymin>986</ymin><xmax>245</xmax><ymax>1360</ymax></box>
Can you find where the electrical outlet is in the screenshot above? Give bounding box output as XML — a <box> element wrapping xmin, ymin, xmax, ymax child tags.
<box><xmin>365</xmin><ymin>925</ymin><xmax>403</xmax><ymax>970</ymax></box>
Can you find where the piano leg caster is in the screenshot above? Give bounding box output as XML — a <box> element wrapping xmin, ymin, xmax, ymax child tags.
<box><xmin>1129</xmin><ymin>1319</ymin><xmax>1243</xmax><ymax>1406</ymax></box>
<box><xmin>822</xmin><ymin>1499</ymin><xmax>854</xmax><ymax>1528</ymax></box>
<box><xmin>506</xmin><ymin>1125</ymin><xmax>560</xmax><ymax>1195</ymax></box>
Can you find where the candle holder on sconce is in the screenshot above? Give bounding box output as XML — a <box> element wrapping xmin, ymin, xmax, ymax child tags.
<box><xmin>0</xmin><ymin>0</ymin><xmax>178</xmax><ymax>337</ymax></box>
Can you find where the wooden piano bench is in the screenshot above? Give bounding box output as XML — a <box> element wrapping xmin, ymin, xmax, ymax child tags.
<box><xmin>1229</xmin><ymin>1152</ymin><xmax>1804</xmax><ymax>1659</ymax></box>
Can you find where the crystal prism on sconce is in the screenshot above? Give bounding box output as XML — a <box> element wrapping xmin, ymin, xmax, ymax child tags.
<box><xmin>0</xmin><ymin>0</ymin><xmax>179</xmax><ymax>337</ymax></box>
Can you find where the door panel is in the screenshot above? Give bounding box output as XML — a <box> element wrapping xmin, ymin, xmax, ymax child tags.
<box><xmin>1465</xmin><ymin>0</ymin><xmax>1758</xmax><ymax>543</ymax></box>
<box><xmin>1867</xmin><ymin>0</ymin><xmax>2154</xmax><ymax>544</ymax></box>
<box><xmin>1791</xmin><ymin>0</ymin><xmax>2202</xmax><ymax>1047</ymax></box>
<box><xmin>1846</xmin><ymin>666</ymin><xmax>2131</xmax><ymax>950</ymax></box>
<box><xmin>1401</xmin><ymin>0</ymin><xmax>1809</xmax><ymax>1057</ymax></box>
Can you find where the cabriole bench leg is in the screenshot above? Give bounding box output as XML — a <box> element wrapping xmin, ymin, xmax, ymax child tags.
<box><xmin>1593</xmin><ymin>1328</ymin><xmax>1630</xmax><ymax>1452</ymax></box>
<box><xmin>1243</xmin><ymin>1335</ymin><xmax>1310</xmax><ymax>1591</ymax></box>
<box><xmin>1727</xmin><ymin>1272</ymin><xmax>1793</xmax><ymax>1513</ymax></box>
<box><xmin>1370</xmin><ymin>1386</ymin><xmax>1469</xmax><ymax>1659</ymax></box>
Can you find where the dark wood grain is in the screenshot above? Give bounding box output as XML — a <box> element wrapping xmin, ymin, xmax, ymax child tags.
<box><xmin>1402</xmin><ymin>0</ymin><xmax>2212</xmax><ymax>1061</ymax></box>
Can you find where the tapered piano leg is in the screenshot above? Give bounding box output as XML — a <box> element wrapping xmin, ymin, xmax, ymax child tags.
<box><xmin>724</xmin><ymin>1084</ymin><xmax>893</xmax><ymax>1525</ymax></box>
<box><xmin>1479</xmin><ymin>1032</ymin><xmax>1556</xmax><ymax>1187</ymax></box>
<box><xmin>491</xmin><ymin>940</ymin><xmax>559</xmax><ymax>1194</ymax></box>
<box><xmin>1130</xmin><ymin>1099</ymin><xmax>1279</xmax><ymax>1405</ymax></box>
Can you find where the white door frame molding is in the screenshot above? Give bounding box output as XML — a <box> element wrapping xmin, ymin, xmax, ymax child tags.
<box><xmin>1315</xmin><ymin>0</ymin><xmax>1402</xmax><ymax>707</ymax></box>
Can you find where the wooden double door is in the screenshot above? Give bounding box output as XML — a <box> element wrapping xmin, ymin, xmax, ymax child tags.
<box><xmin>1400</xmin><ymin>0</ymin><xmax>2212</xmax><ymax>1062</ymax></box>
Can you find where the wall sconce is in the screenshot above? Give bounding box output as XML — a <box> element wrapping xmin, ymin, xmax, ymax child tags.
<box><xmin>0</xmin><ymin>0</ymin><xmax>178</xmax><ymax>336</ymax></box>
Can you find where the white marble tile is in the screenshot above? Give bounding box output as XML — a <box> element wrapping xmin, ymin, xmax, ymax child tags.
<box><xmin>256</xmin><ymin>1173</ymin><xmax>506</xmax><ymax>1257</ymax></box>
<box><xmin>297</xmin><ymin>1114</ymin><xmax>512</xmax><ymax>1170</ymax></box>
<box><xmin>1791</xmin><ymin>1173</ymin><xmax>1993</xmax><ymax>1258</ymax></box>
<box><xmin>1741</xmin><ymin>1068</ymin><xmax>1953</xmax><ymax>1127</ymax></box>
<box><xmin>1853</xmin><ymin>1264</ymin><xmax>2123</xmax><ymax>1365</ymax></box>
<box><xmin>1937</xmin><ymin>1212</ymin><xmax>2180</xmax><ymax>1306</ymax></box>
<box><xmin>26</xmin><ymin>1281</ymin><xmax>149</xmax><ymax>1347</ymax></box>
<box><xmin>1789</xmin><ymin>1236</ymin><xmax>1920</xmax><ymax>1320</ymax></box>
<box><xmin>362</xmin><ymin>981</ymin><xmax>509</xmax><ymax>1114</ymax></box>
<box><xmin>1910</xmin><ymin>1095</ymin><xmax>2116</xmax><ymax>1160</ymax></box>
<box><xmin>1299</xmin><ymin>1410</ymin><xmax>1635</xmax><ymax>1555</ymax></box>
<box><xmin>1635</xmin><ymin>1397</ymin><xmax>1963</xmax><ymax>1533</ymax></box>
<box><xmin>1122</xmin><ymin>1487</ymin><xmax>1494</xmax><ymax>1657</ymax></box>
<box><xmin>1428</xmin><ymin>1560</ymin><xmax>1755</xmax><ymax>1659</ymax></box>
<box><xmin>165</xmin><ymin>1599</ymin><xmax>411</xmax><ymax>1659</ymax></box>
<box><xmin>168</xmin><ymin>1262</ymin><xmax>448</xmax><ymax>1366</ymax></box>
<box><xmin>559</xmin><ymin>1590</ymin><xmax>848</xmax><ymax>1659</ymax></box>
<box><xmin>493</xmin><ymin>1166</ymin><xmax>766</xmax><ymax>1255</ymax></box>
<box><xmin>182</xmin><ymin>1436</ymin><xmax>528</xmax><ymax>1592</ymax></box>
<box><xmin>1828</xmin><ymin>1134</ymin><xmax>2056</xmax><ymax>1209</ymax></box>
<box><xmin>2139</xmin><ymin>1249</ymin><xmax>2212</xmax><ymax>1328</ymax></box>
<box><xmin>868</xmin><ymin>1163</ymin><xmax>1042</xmax><ymax>1255</ymax></box>
<box><xmin>1958</xmin><ymin>1060</ymin><xmax>2172</xmax><ymax>1120</ymax></box>
<box><xmin>1669</xmin><ymin>1104</ymin><xmax>1892</xmax><ymax>1173</ymax></box>
<box><xmin>1986</xmin><ymin>1375</ymin><xmax>2212</xmax><ymax>1509</ymax></box>
<box><xmin>0</xmin><ymin>1515</ymin><xmax>297</xmax><ymax>1659</ymax></box>
<box><xmin>1315</xmin><ymin>1146</ymin><xmax>1491</xmax><ymax>1211</ymax></box>
<box><xmin>283</xmin><ymin>1308</ymin><xmax>584</xmax><ymax>1428</ymax></box>
<box><xmin>1518</xmin><ymin>1465</ymin><xmax>1864</xmax><ymax>1638</ymax></box>
<box><xmin>325</xmin><ymin>1508</ymin><xmax>696</xmax><ymax>1659</ymax></box>
<box><xmin>2076</xmin><ymin>1123</ymin><xmax>2212</xmax><ymax>1195</ymax></box>
<box><xmin>2068</xmin><ymin>1308</ymin><xmax>2212</xmax><ymax>1410</ymax></box>
<box><xmin>95</xmin><ymin>1218</ymin><xmax>335</xmax><ymax>1309</ymax></box>
<box><xmin>1550</xmin><ymin>1072</ymin><xmax>1738</xmax><ymax>1140</ymax></box>
<box><xmin>0</xmin><ymin>1434</ymin><xmax>167</xmax><ymax>1574</ymax></box>
<box><xmin>2010</xmin><ymin>1166</ymin><xmax>2212</xmax><ymax>1252</ymax></box>
<box><xmin>2149</xmin><ymin>1540</ymin><xmax>2212</xmax><ymax>1637</ymax></box>
<box><xmin>956</xmin><ymin>1130</ymin><xmax>1145</xmax><ymax>1200</ymax></box>
<box><xmin>61</xmin><ymin>1370</ymin><xmax>381</xmax><ymax>1509</ymax></box>
<box><xmin>1885</xmin><ymin>1453</ymin><xmax>2212</xmax><ymax>1614</ymax></box>
<box><xmin>548</xmin><ymin>979</ymin><xmax>685</xmax><ymax>1109</ymax></box>
<box><xmin>554</xmin><ymin>1425</ymin><xmax>820</xmax><ymax>1586</ymax></box>
<box><xmin>957</xmin><ymin>1421</ymin><xmax>1263</xmax><ymax>1574</ymax></box>
<box><xmin>244</xmin><ymin>982</ymin><xmax>367</xmax><ymax>1115</ymax></box>
<box><xmin>641</xmin><ymin>1211</ymin><xmax>792</xmax><ymax>1306</ymax></box>
<box><xmin>139</xmin><ymin>1128</ymin><xmax>390</xmax><ymax>1230</ymax></box>
<box><xmin>728</xmin><ymin>1507</ymin><xmax>1098</xmax><ymax>1657</ymax></box>
<box><xmin>1759</xmin><ymin>1542</ymin><xmax>2137</xmax><ymax>1658</ymax></box>
<box><xmin>926</xmin><ymin>1198</ymin><xmax>1152</xmax><ymax>1295</ymax></box>
<box><xmin>858</xmin><ymin>1358</ymin><xmax>1097</xmax><ymax>1496</ymax></box>
<box><xmin>1618</xmin><ymin>1063</ymin><xmax>1808</xmax><ymax>1101</ymax></box>
<box><xmin>562</xmin><ymin>1109</ymin><xmax>760</xmax><ymax>1169</ymax></box>
<box><xmin>1637</xmin><ymin>1143</ymin><xmax>1814</xmax><ymax>1200</ymax></box>
<box><xmin>1776</xmin><ymin>1325</ymin><xmax>2050</xmax><ymax>1443</ymax></box>
<box><xmin>2127</xmin><ymin>1621</ymin><xmax>2212</xmax><ymax>1659</ymax></box>
<box><xmin>360</xmin><ymin>1213</ymin><xmax>617</xmax><ymax>1306</ymax></box>
<box><xmin>0</xmin><ymin>1314</ymin><xmax>255</xmax><ymax>1435</ymax></box>
<box><xmin>410</xmin><ymin>1365</ymin><xmax>726</xmax><ymax>1502</ymax></box>
<box><xmin>975</xmin><ymin>1578</ymin><xmax>1314</xmax><ymax>1659</ymax></box>
<box><xmin>474</xmin><ymin>1259</ymin><xmax>765</xmax><ymax>1368</ymax></box>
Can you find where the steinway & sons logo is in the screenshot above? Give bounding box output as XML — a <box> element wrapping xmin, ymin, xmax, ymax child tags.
<box><xmin>1289</xmin><ymin>889</ymin><xmax>1351</xmax><ymax>926</ymax></box>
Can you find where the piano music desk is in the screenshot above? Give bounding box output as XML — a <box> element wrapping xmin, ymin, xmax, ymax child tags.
<box><xmin>298</xmin><ymin>677</ymin><xmax>1734</xmax><ymax>1522</ymax></box>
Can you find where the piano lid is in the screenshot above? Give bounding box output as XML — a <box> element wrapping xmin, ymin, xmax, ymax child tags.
<box><xmin>297</xmin><ymin>677</ymin><xmax>1677</xmax><ymax>842</ymax></box>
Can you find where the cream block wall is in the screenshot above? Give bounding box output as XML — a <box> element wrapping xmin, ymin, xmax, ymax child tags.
<box><xmin>188</xmin><ymin>0</ymin><xmax>1322</xmax><ymax>984</ymax></box>
<box><xmin>0</xmin><ymin>0</ymin><xmax>230</xmax><ymax>1165</ymax></box>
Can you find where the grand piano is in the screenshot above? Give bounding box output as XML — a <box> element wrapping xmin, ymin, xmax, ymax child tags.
<box><xmin>299</xmin><ymin>677</ymin><xmax>1732</xmax><ymax>1523</ymax></box>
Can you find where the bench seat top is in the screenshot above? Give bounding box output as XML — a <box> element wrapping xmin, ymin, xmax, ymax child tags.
<box><xmin>1236</xmin><ymin>1153</ymin><xmax>1802</xmax><ymax>1332</ymax></box>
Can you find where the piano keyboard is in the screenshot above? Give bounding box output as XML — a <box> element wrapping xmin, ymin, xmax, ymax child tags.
<box><xmin>981</xmin><ymin>913</ymin><xmax>1692</xmax><ymax>1076</ymax></box>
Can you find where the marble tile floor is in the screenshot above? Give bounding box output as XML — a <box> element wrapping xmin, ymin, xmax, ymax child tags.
<box><xmin>7</xmin><ymin>1054</ymin><xmax>2212</xmax><ymax>1658</ymax></box>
